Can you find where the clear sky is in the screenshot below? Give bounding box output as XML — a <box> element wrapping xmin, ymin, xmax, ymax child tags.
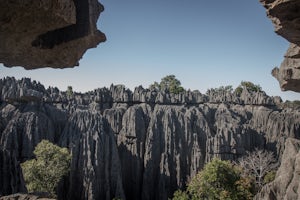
<box><xmin>1</xmin><ymin>0</ymin><xmax>300</xmax><ymax>101</ymax></box>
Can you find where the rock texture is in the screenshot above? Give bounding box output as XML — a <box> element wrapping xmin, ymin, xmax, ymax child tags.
<box><xmin>254</xmin><ymin>138</ymin><xmax>300</xmax><ymax>200</ymax></box>
<box><xmin>0</xmin><ymin>0</ymin><xmax>106</xmax><ymax>69</ymax></box>
<box><xmin>0</xmin><ymin>193</ymin><xmax>55</xmax><ymax>200</ymax></box>
<box><xmin>260</xmin><ymin>0</ymin><xmax>300</xmax><ymax>92</ymax></box>
<box><xmin>1</xmin><ymin>77</ymin><xmax>300</xmax><ymax>200</ymax></box>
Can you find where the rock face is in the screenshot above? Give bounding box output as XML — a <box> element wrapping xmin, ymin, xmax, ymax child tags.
<box><xmin>0</xmin><ymin>0</ymin><xmax>106</xmax><ymax>69</ymax></box>
<box><xmin>0</xmin><ymin>193</ymin><xmax>55</xmax><ymax>200</ymax></box>
<box><xmin>254</xmin><ymin>138</ymin><xmax>300</xmax><ymax>200</ymax></box>
<box><xmin>260</xmin><ymin>0</ymin><xmax>300</xmax><ymax>92</ymax></box>
<box><xmin>1</xmin><ymin>77</ymin><xmax>300</xmax><ymax>199</ymax></box>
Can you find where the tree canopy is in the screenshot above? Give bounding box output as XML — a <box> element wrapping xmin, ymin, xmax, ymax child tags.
<box><xmin>173</xmin><ymin>158</ymin><xmax>254</xmax><ymax>200</ymax></box>
<box><xmin>149</xmin><ymin>75</ymin><xmax>185</xmax><ymax>94</ymax></box>
<box><xmin>235</xmin><ymin>81</ymin><xmax>262</xmax><ymax>96</ymax></box>
<box><xmin>21</xmin><ymin>140</ymin><xmax>71</xmax><ymax>197</ymax></box>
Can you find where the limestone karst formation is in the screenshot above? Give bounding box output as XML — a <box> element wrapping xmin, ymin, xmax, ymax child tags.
<box><xmin>0</xmin><ymin>0</ymin><xmax>106</xmax><ymax>69</ymax></box>
<box><xmin>0</xmin><ymin>77</ymin><xmax>300</xmax><ymax>200</ymax></box>
<box><xmin>260</xmin><ymin>0</ymin><xmax>300</xmax><ymax>92</ymax></box>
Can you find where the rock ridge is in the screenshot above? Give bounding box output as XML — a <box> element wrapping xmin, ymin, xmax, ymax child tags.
<box><xmin>1</xmin><ymin>77</ymin><xmax>299</xmax><ymax>200</ymax></box>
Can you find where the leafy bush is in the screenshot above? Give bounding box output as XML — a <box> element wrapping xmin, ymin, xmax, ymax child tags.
<box><xmin>149</xmin><ymin>75</ymin><xmax>184</xmax><ymax>94</ymax></box>
<box><xmin>172</xmin><ymin>158</ymin><xmax>254</xmax><ymax>200</ymax></box>
<box><xmin>234</xmin><ymin>81</ymin><xmax>262</xmax><ymax>96</ymax></box>
<box><xmin>263</xmin><ymin>170</ymin><xmax>276</xmax><ymax>184</ymax></box>
<box><xmin>206</xmin><ymin>85</ymin><xmax>233</xmax><ymax>95</ymax></box>
<box><xmin>21</xmin><ymin>140</ymin><xmax>71</xmax><ymax>197</ymax></box>
<box><xmin>66</xmin><ymin>86</ymin><xmax>73</xmax><ymax>98</ymax></box>
<box><xmin>172</xmin><ymin>190</ymin><xmax>189</xmax><ymax>200</ymax></box>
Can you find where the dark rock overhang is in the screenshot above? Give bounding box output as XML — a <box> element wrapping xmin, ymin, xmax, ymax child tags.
<box><xmin>260</xmin><ymin>0</ymin><xmax>300</xmax><ymax>92</ymax></box>
<box><xmin>0</xmin><ymin>0</ymin><xmax>106</xmax><ymax>69</ymax></box>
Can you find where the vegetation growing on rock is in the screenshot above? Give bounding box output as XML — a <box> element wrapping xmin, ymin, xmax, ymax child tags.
<box><xmin>21</xmin><ymin>140</ymin><xmax>71</xmax><ymax>197</ymax></box>
<box><xmin>172</xmin><ymin>158</ymin><xmax>254</xmax><ymax>200</ymax></box>
<box><xmin>235</xmin><ymin>81</ymin><xmax>262</xmax><ymax>96</ymax></box>
<box><xmin>149</xmin><ymin>75</ymin><xmax>185</xmax><ymax>94</ymax></box>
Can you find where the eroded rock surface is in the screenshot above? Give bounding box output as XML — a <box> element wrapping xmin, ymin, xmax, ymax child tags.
<box><xmin>260</xmin><ymin>0</ymin><xmax>300</xmax><ymax>91</ymax></box>
<box><xmin>1</xmin><ymin>77</ymin><xmax>300</xmax><ymax>200</ymax></box>
<box><xmin>255</xmin><ymin>138</ymin><xmax>300</xmax><ymax>200</ymax></box>
<box><xmin>0</xmin><ymin>0</ymin><xmax>106</xmax><ymax>69</ymax></box>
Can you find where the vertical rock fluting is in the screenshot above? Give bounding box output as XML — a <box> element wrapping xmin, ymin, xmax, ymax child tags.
<box><xmin>116</xmin><ymin>104</ymin><xmax>151</xmax><ymax>200</ymax></box>
<box><xmin>1</xmin><ymin>78</ymin><xmax>300</xmax><ymax>200</ymax></box>
<box><xmin>59</xmin><ymin>111</ymin><xmax>125</xmax><ymax>200</ymax></box>
<box><xmin>0</xmin><ymin>149</ymin><xmax>26</xmax><ymax>196</ymax></box>
<box><xmin>142</xmin><ymin>105</ymin><xmax>209</xmax><ymax>200</ymax></box>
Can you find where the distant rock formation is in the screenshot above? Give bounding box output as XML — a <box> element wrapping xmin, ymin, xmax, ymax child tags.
<box><xmin>0</xmin><ymin>0</ymin><xmax>106</xmax><ymax>69</ymax></box>
<box><xmin>1</xmin><ymin>77</ymin><xmax>300</xmax><ymax>199</ymax></box>
<box><xmin>260</xmin><ymin>0</ymin><xmax>300</xmax><ymax>92</ymax></box>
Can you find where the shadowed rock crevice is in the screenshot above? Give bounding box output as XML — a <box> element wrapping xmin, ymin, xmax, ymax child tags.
<box><xmin>31</xmin><ymin>0</ymin><xmax>96</xmax><ymax>49</ymax></box>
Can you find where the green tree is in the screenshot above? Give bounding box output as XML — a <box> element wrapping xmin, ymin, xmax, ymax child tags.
<box><xmin>66</xmin><ymin>86</ymin><xmax>73</xmax><ymax>98</ymax></box>
<box><xmin>186</xmin><ymin>158</ymin><xmax>253</xmax><ymax>200</ymax></box>
<box><xmin>21</xmin><ymin>140</ymin><xmax>71</xmax><ymax>197</ymax></box>
<box><xmin>234</xmin><ymin>81</ymin><xmax>262</xmax><ymax>96</ymax></box>
<box><xmin>149</xmin><ymin>75</ymin><xmax>185</xmax><ymax>94</ymax></box>
<box><xmin>263</xmin><ymin>170</ymin><xmax>276</xmax><ymax>184</ymax></box>
<box><xmin>172</xmin><ymin>190</ymin><xmax>189</xmax><ymax>200</ymax></box>
<box><xmin>206</xmin><ymin>85</ymin><xmax>233</xmax><ymax>95</ymax></box>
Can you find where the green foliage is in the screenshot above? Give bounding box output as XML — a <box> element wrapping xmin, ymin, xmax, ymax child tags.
<box><xmin>186</xmin><ymin>158</ymin><xmax>253</xmax><ymax>200</ymax></box>
<box><xmin>263</xmin><ymin>170</ymin><xmax>276</xmax><ymax>184</ymax></box>
<box><xmin>234</xmin><ymin>81</ymin><xmax>262</xmax><ymax>96</ymax></box>
<box><xmin>149</xmin><ymin>75</ymin><xmax>185</xmax><ymax>94</ymax></box>
<box><xmin>206</xmin><ymin>85</ymin><xmax>233</xmax><ymax>94</ymax></box>
<box><xmin>172</xmin><ymin>190</ymin><xmax>189</xmax><ymax>200</ymax></box>
<box><xmin>21</xmin><ymin>140</ymin><xmax>71</xmax><ymax>197</ymax></box>
<box><xmin>66</xmin><ymin>86</ymin><xmax>73</xmax><ymax>98</ymax></box>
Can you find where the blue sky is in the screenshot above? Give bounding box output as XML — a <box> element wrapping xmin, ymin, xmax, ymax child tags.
<box><xmin>1</xmin><ymin>0</ymin><xmax>300</xmax><ymax>101</ymax></box>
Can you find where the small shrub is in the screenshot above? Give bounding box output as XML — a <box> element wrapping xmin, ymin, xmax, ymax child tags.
<box><xmin>21</xmin><ymin>140</ymin><xmax>71</xmax><ymax>197</ymax></box>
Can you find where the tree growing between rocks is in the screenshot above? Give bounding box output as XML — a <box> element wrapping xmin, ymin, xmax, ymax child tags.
<box><xmin>149</xmin><ymin>75</ymin><xmax>185</xmax><ymax>94</ymax></box>
<box><xmin>21</xmin><ymin>140</ymin><xmax>71</xmax><ymax>197</ymax></box>
<box><xmin>66</xmin><ymin>86</ymin><xmax>73</xmax><ymax>98</ymax></box>
<box><xmin>237</xmin><ymin>149</ymin><xmax>277</xmax><ymax>191</ymax></box>
<box><xmin>235</xmin><ymin>81</ymin><xmax>262</xmax><ymax>96</ymax></box>
<box><xmin>172</xmin><ymin>158</ymin><xmax>254</xmax><ymax>200</ymax></box>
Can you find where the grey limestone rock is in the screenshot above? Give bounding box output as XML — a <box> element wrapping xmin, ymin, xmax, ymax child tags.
<box><xmin>1</xmin><ymin>77</ymin><xmax>300</xmax><ymax>200</ymax></box>
<box><xmin>254</xmin><ymin>138</ymin><xmax>300</xmax><ymax>200</ymax></box>
<box><xmin>59</xmin><ymin>111</ymin><xmax>125</xmax><ymax>200</ymax></box>
<box><xmin>0</xmin><ymin>149</ymin><xmax>26</xmax><ymax>196</ymax></box>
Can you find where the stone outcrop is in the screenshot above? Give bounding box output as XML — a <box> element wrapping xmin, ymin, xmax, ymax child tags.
<box><xmin>0</xmin><ymin>0</ymin><xmax>106</xmax><ymax>69</ymax></box>
<box><xmin>254</xmin><ymin>138</ymin><xmax>300</xmax><ymax>200</ymax></box>
<box><xmin>1</xmin><ymin>77</ymin><xmax>300</xmax><ymax>200</ymax></box>
<box><xmin>0</xmin><ymin>193</ymin><xmax>55</xmax><ymax>200</ymax></box>
<box><xmin>260</xmin><ymin>0</ymin><xmax>300</xmax><ymax>92</ymax></box>
<box><xmin>59</xmin><ymin>111</ymin><xmax>125</xmax><ymax>200</ymax></box>
<box><xmin>0</xmin><ymin>149</ymin><xmax>26</xmax><ymax>197</ymax></box>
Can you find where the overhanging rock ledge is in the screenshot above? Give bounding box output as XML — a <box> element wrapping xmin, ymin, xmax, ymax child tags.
<box><xmin>0</xmin><ymin>0</ymin><xmax>106</xmax><ymax>69</ymax></box>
